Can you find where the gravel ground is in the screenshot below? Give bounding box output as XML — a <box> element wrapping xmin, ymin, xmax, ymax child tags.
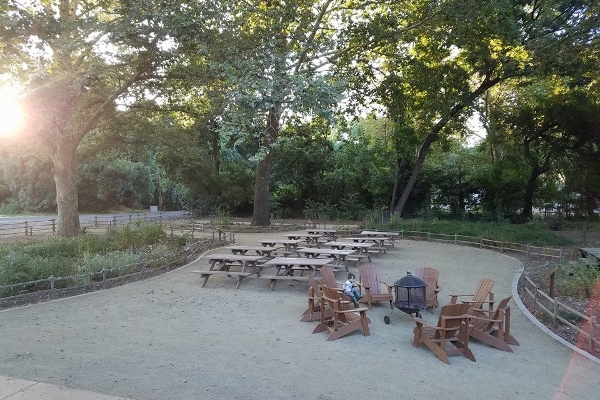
<box><xmin>0</xmin><ymin>232</ymin><xmax>599</xmax><ymax>400</ymax></box>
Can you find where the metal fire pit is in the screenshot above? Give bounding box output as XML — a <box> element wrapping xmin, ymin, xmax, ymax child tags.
<box><xmin>384</xmin><ymin>272</ymin><xmax>427</xmax><ymax>324</ymax></box>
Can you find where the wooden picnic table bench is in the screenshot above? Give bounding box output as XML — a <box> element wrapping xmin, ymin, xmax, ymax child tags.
<box><xmin>360</xmin><ymin>230</ymin><xmax>400</xmax><ymax>246</ymax></box>
<box><xmin>344</xmin><ymin>237</ymin><xmax>391</xmax><ymax>255</ymax></box>
<box><xmin>260</xmin><ymin>257</ymin><xmax>338</xmax><ymax>291</ymax></box>
<box><xmin>324</xmin><ymin>241</ymin><xmax>377</xmax><ymax>258</ymax></box>
<box><xmin>256</xmin><ymin>239</ymin><xmax>301</xmax><ymax>255</ymax></box>
<box><xmin>296</xmin><ymin>247</ymin><xmax>354</xmax><ymax>270</ymax></box>
<box><xmin>192</xmin><ymin>254</ymin><xmax>266</xmax><ymax>289</ymax></box>
<box><xmin>223</xmin><ymin>245</ymin><xmax>282</xmax><ymax>257</ymax></box>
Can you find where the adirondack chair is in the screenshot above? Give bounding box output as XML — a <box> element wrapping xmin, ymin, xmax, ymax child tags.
<box><xmin>414</xmin><ymin>267</ymin><xmax>442</xmax><ymax>309</ymax></box>
<box><xmin>412</xmin><ymin>303</ymin><xmax>475</xmax><ymax>364</ymax></box>
<box><xmin>449</xmin><ymin>278</ymin><xmax>495</xmax><ymax>313</ymax></box>
<box><xmin>300</xmin><ymin>274</ymin><xmax>336</xmax><ymax>322</ymax></box>
<box><xmin>468</xmin><ymin>296</ymin><xmax>520</xmax><ymax>352</ymax></box>
<box><xmin>319</xmin><ymin>266</ymin><xmax>352</xmax><ymax>301</ymax></box>
<box><xmin>312</xmin><ymin>285</ymin><xmax>371</xmax><ymax>341</ymax></box>
<box><xmin>357</xmin><ymin>264</ymin><xmax>393</xmax><ymax>309</ymax></box>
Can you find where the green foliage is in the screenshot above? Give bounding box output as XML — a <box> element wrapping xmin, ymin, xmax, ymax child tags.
<box><xmin>76</xmin><ymin>251</ymin><xmax>144</xmax><ymax>275</ymax></box>
<box><xmin>556</xmin><ymin>262</ymin><xmax>600</xmax><ymax>299</ymax></box>
<box><xmin>365</xmin><ymin>218</ymin><xmax>573</xmax><ymax>247</ymax></box>
<box><xmin>107</xmin><ymin>223</ymin><xmax>167</xmax><ymax>249</ymax></box>
<box><xmin>0</xmin><ymin>223</ymin><xmax>170</xmax><ymax>287</ymax></box>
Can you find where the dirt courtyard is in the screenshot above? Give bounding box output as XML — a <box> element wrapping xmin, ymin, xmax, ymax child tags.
<box><xmin>0</xmin><ymin>232</ymin><xmax>599</xmax><ymax>400</ymax></box>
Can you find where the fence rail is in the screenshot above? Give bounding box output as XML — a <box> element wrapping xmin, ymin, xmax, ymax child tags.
<box><xmin>0</xmin><ymin>237</ymin><xmax>232</xmax><ymax>308</ymax></box>
<box><xmin>399</xmin><ymin>230</ymin><xmax>564</xmax><ymax>261</ymax></box>
<box><xmin>0</xmin><ymin>212</ymin><xmax>186</xmax><ymax>237</ymax></box>
<box><xmin>521</xmin><ymin>274</ymin><xmax>599</xmax><ymax>354</ymax></box>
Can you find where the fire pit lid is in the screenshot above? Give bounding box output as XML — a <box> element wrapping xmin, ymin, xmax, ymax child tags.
<box><xmin>394</xmin><ymin>272</ymin><xmax>426</xmax><ymax>288</ymax></box>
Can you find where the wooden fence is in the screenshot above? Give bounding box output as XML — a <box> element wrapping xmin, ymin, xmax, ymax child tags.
<box><xmin>0</xmin><ymin>212</ymin><xmax>183</xmax><ymax>237</ymax></box>
<box><xmin>398</xmin><ymin>230</ymin><xmax>564</xmax><ymax>261</ymax></box>
<box><xmin>0</xmin><ymin>236</ymin><xmax>232</xmax><ymax>307</ymax></box>
<box><xmin>521</xmin><ymin>274</ymin><xmax>600</xmax><ymax>354</ymax></box>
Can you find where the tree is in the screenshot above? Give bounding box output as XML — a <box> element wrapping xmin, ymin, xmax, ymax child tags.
<box><xmin>352</xmin><ymin>0</ymin><xmax>600</xmax><ymax>216</ymax></box>
<box><xmin>0</xmin><ymin>1</ymin><xmax>215</xmax><ymax>236</ymax></box>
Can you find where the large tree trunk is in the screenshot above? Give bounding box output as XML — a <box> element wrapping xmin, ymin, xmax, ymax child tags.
<box><xmin>389</xmin><ymin>159</ymin><xmax>400</xmax><ymax>213</ymax></box>
<box><xmin>521</xmin><ymin>165</ymin><xmax>549</xmax><ymax>221</ymax></box>
<box><xmin>251</xmin><ymin>108</ymin><xmax>279</xmax><ymax>226</ymax></box>
<box><xmin>394</xmin><ymin>129</ymin><xmax>438</xmax><ymax>215</ymax></box>
<box><xmin>393</xmin><ymin>78</ymin><xmax>500</xmax><ymax>215</ymax></box>
<box><xmin>53</xmin><ymin>145</ymin><xmax>80</xmax><ymax>237</ymax></box>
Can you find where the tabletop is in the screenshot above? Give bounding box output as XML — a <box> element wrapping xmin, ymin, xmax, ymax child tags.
<box><xmin>202</xmin><ymin>254</ymin><xmax>265</xmax><ymax>263</ymax></box>
<box><xmin>360</xmin><ymin>230</ymin><xmax>400</xmax><ymax>237</ymax></box>
<box><xmin>223</xmin><ymin>245</ymin><xmax>281</xmax><ymax>256</ymax></box>
<box><xmin>262</xmin><ymin>257</ymin><xmax>334</xmax><ymax>268</ymax></box>
<box><xmin>325</xmin><ymin>241</ymin><xmax>374</xmax><ymax>249</ymax></box>
<box><xmin>296</xmin><ymin>248</ymin><xmax>355</xmax><ymax>257</ymax></box>
<box><xmin>257</xmin><ymin>239</ymin><xmax>301</xmax><ymax>246</ymax></box>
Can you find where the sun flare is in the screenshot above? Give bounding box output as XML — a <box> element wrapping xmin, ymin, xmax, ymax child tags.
<box><xmin>0</xmin><ymin>91</ymin><xmax>25</xmax><ymax>138</ymax></box>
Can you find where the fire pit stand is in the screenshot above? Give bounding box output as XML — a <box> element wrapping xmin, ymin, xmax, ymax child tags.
<box><xmin>384</xmin><ymin>272</ymin><xmax>427</xmax><ymax>324</ymax></box>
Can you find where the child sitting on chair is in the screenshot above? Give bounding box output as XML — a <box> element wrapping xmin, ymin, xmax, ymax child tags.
<box><xmin>343</xmin><ymin>273</ymin><xmax>362</xmax><ymax>307</ymax></box>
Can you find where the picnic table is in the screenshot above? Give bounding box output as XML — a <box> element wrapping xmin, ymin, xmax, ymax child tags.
<box><xmin>305</xmin><ymin>229</ymin><xmax>338</xmax><ymax>240</ymax></box>
<box><xmin>283</xmin><ymin>233</ymin><xmax>323</xmax><ymax>247</ymax></box>
<box><xmin>261</xmin><ymin>257</ymin><xmax>336</xmax><ymax>291</ymax></box>
<box><xmin>579</xmin><ymin>248</ymin><xmax>600</xmax><ymax>267</ymax></box>
<box><xmin>360</xmin><ymin>230</ymin><xmax>400</xmax><ymax>244</ymax></box>
<box><xmin>223</xmin><ymin>245</ymin><xmax>281</xmax><ymax>257</ymax></box>
<box><xmin>324</xmin><ymin>241</ymin><xmax>376</xmax><ymax>260</ymax></box>
<box><xmin>344</xmin><ymin>236</ymin><xmax>390</xmax><ymax>254</ymax></box>
<box><xmin>192</xmin><ymin>254</ymin><xmax>266</xmax><ymax>289</ymax></box>
<box><xmin>296</xmin><ymin>247</ymin><xmax>355</xmax><ymax>270</ymax></box>
<box><xmin>256</xmin><ymin>239</ymin><xmax>301</xmax><ymax>254</ymax></box>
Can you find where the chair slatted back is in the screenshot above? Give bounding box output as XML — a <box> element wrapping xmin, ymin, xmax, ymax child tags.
<box><xmin>471</xmin><ymin>278</ymin><xmax>494</xmax><ymax>308</ymax></box>
<box><xmin>358</xmin><ymin>264</ymin><xmax>383</xmax><ymax>295</ymax></box>
<box><xmin>435</xmin><ymin>303</ymin><xmax>471</xmax><ymax>340</ymax></box>
<box><xmin>320</xmin><ymin>266</ymin><xmax>337</xmax><ymax>288</ymax></box>
<box><xmin>414</xmin><ymin>267</ymin><xmax>440</xmax><ymax>306</ymax></box>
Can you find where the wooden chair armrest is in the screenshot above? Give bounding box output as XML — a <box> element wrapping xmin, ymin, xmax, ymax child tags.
<box><xmin>434</xmin><ymin>285</ymin><xmax>443</xmax><ymax>293</ymax></box>
<box><xmin>338</xmin><ymin>307</ymin><xmax>369</xmax><ymax>313</ymax></box>
<box><xmin>381</xmin><ymin>281</ymin><xmax>394</xmax><ymax>288</ymax></box>
<box><xmin>413</xmin><ymin>316</ymin><xmax>432</xmax><ymax>328</ymax></box>
<box><xmin>469</xmin><ymin>314</ymin><xmax>502</xmax><ymax>324</ymax></box>
<box><xmin>449</xmin><ymin>294</ymin><xmax>474</xmax><ymax>298</ymax></box>
<box><xmin>464</xmin><ymin>299</ymin><xmax>494</xmax><ymax>304</ymax></box>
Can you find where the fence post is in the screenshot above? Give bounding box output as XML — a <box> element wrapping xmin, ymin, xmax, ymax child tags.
<box><xmin>52</xmin><ymin>219</ymin><xmax>56</xmax><ymax>235</ymax></box>
<box><xmin>454</xmin><ymin>234</ymin><xmax>457</xmax><ymax>245</ymax></box>
<box><xmin>480</xmin><ymin>236</ymin><xmax>483</xmax><ymax>248</ymax></box>
<box><xmin>559</xmin><ymin>247</ymin><xmax>563</xmax><ymax>263</ymax></box>
<box><xmin>549</xmin><ymin>270</ymin><xmax>556</xmax><ymax>298</ymax></box>
<box><xmin>94</xmin><ymin>216</ymin><xmax>98</xmax><ymax>228</ymax></box>
<box><xmin>112</xmin><ymin>216</ymin><xmax>117</xmax><ymax>227</ymax></box>
<box><xmin>400</xmin><ymin>230</ymin><xmax>404</xmax><ymax>239</ymax></box>
<box><xmin>427</xmin><ymin>232</ymin><xmax>430</xmax><ymax>242</ymax></box>
<box><xmin>590</xmin><ymin>316</ymin><xmax>597</xmax><ymax>353</ymax></box>
<box><xmin>48</xmin><ymin>276</ymin><xmax>56</xmax><ymax>299</ymax></box>
<box><xmin>24</xmin><ymin>221</ymin><xmax>28</xmax><ymax>236</ymax></box>
<box><xmin>165</xmin><ymin>255</ymin><xmax>170</xmax><ymax>272</ymax></box>
<box><xmin>501</xmin><ymin>241</ymin><xmax>504</xmax><ymax>253</ymax></box>
<box><xmin>102</xmin><ymin>268</ymin><xmax>108</xmax><ymax>289</ymax></box>
<box><xmin>527</xmin><ymin>243</ymin><xmax>530</xmax><ymax>257</ymax></box>
<box><xmin>552</xmin><ymin>297</ymin><xmax>558</xmax><ymax>328</ymax></box>
<box><xmin>533</xmin><ymin>284</ymin><xmax>538</xmax><ymax>306</ymax></box>
<box><xmin>141</xmin><ymin>262</ymin><xmax>146</xmax><ymax>278</ymax></box>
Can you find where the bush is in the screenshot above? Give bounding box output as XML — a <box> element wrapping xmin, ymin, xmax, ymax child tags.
<box><xmin>556</xmin><ymin>262</ymin><xmax>600</xmax><ymax>299</ymax></box>
<box><xmin>0</xmin><ymin>222</ymin><xmax>170</xmax><ymax>288</ymax></box>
